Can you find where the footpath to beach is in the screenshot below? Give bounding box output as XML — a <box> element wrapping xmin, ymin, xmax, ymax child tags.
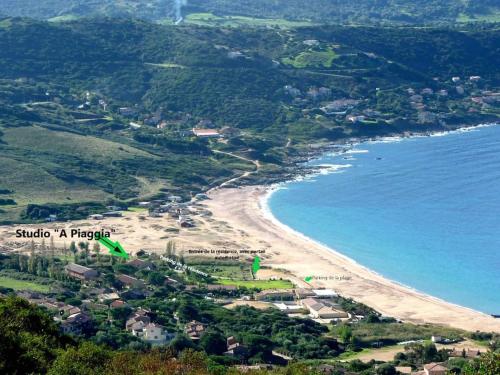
<box><xmin>206</xmin><ymin>186</ymin><xmax>500</xmax><ymax>333</ymax></box>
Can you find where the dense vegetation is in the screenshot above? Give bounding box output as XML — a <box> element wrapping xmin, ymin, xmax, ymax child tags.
<box><xmin>0</xmin><ymin>0</ymin><xmax>499</xmax><ymax>24</ymax></box>
<box><xmin>0</xmin><ymin>17</ymin><xmax>498</xmax><ymax>222</ymax></box>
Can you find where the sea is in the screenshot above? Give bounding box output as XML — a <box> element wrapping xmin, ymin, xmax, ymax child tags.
<box><xmin>267</xmin><ymin>124</ymin><xmax>500</xmax><ymax>314</ymax></box>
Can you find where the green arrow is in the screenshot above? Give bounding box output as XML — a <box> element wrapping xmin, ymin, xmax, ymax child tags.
<box><xmin>252</xmin><ymin>256</ymin><xmax>261</xmax><ymax>274</ymax></box>
<box><xmin>304</xmin><ymin>276</ymin><xmax>313</xmax><ymax>282</ymax></box>
<box><xmin>98</xmin><ymin>237</ymin><xmax>129</xmax><ymax>259</ymax></box>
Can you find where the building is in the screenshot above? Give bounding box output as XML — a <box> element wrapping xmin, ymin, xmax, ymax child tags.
<box><xmin>313</xmin><ymin>289</ymin><xmax>338</xmax><ymax>299</ymax></box>
<box><xmin>65</xmin><ymin>263</ymin><xmax>98</xmax><ymax>281</ymax></box>
<box><xmin>130</xmin><ymin>322</ymin><xmax>171</xmax><ymax>346</ymax></box>
<box><xmin>185</xmin><ymin>320</ymin><xmax>206</xmax><ymax>341</ymax></box>
<box><xmin>117</xmin><ymin>274</ymin><xmax>146</xmax><ymax>289</ymax></box>
<box><xmin>422</xmin><ymin>363</ymin><xmax>447</xmax><ymax>375</ymax></box>
<box><xmin>60</xmin><ymin>312</ymin><xmax>92</xmax><ymax>335</ymax></box>
<box><xmin>127</xmin><ymin>259</ymin><xmax>155</xmax><ymax>270</ymax></box>
<box><xmin>126</xmin><ymin>310</ymin><xmax>151</xmax><ymax>331</ymax></box>
<box><xmin>192</xmin><ymin>128</ymin><xmax>221</xmax><ymax>138</ymax></box>
<box><xmin>224</xmin><ymin>336</ymin><xmax>249</xmax><ymax>358</ymax></box>
<box><xmin>119</xmin><ymin>107</ymin><xmax>137</xmax><ymax>117</ymax></box>
<box><xmin>273</xmin><ymin>302</ymin><xmax>305</xmax><ymax>314</ymax></box>
<box><xmin>295</xmin><ymin>288</ymin><xmax>316</xmax><ymax>299</ymax></box>
<box><xmin>110</xmin><ymin>300</ymin><xmax>126</xmax><ymax>309</ymax></box>
<box><xmin>255</xmin><ymin>289</ymin><xmax>295</xmax><ymax>301</ymax></box>
<box><xmin>98</xmin><ymin>292</ymin><xmax>120</xmax><ymax>303</ymax></box>
<box><xmin>300</xmin><ymin>298</ymin><xmax>348</xmax><ymax>319</ymax></box>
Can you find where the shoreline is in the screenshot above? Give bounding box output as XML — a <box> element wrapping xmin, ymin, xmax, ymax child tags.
<box><xmin>287</xmin><ymin>122</ymin><xmax>499</xmax><ymax>184</ymax></box>
<box><xmin>260</xmin><ymin>185</ymin><xmax>491</xmax><ymax>318</ymax></box>
<box><xmin>206</xmin><ymin>186</ymin><xmax>500</xmax><ymax>333</ymax></box>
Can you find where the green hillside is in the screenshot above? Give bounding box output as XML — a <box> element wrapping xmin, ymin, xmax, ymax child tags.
<box><xmin>0</xmin><ymin>0</ymin><xmax>499</xmax><ymax>25</ymax></box>
<box><xmin>0</xmin><ymin>17</ymin><xmax>498</xmax><ymax>222</ymax></box>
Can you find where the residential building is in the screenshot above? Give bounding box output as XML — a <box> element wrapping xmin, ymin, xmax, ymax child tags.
<box><xmin>300</xmin><ymin>298</ymin><xmax>348</xmax><ymax>319</ymax></box>
<box><xmin>423</xmin><ymin>363</ymin><xmax>447</xmax><ymax>375</ymax></box>
<box><xmin>224</xmin><ymin>336</ymin><xmax>249</xmax><ymax>358</ymax></box>
<box><xmin>185</xmin><ymin>320</ymin><xmax>206</xmax><ymax>341</ymax></box>
<box><xmin>127</xmin><ymin>259</ymin><xmax>154</xmax><ymax>270</ymax></box>
<box><xmin>65</xmin><ymin>263</ymin><xmax>98</xmax><ymax>281</ymax></box>
<box><xmin>255</xmin><ymin>289</ymin><xmax>295</xmax><ymax>301</ymax></box>
<box><xmin>110</xmin><ymin>300</ymin><xmax>126</xmax><ymax>309</ymax></box>
<box><xmin>98</xmin><ymin>292</ymin><xmax>120</xmax><ymax>303</ymax></box>
<box><xmin>313</xmin><ymin>289</ymin><xmax>338</xmax><ymax>299</ymax></box>
<box><xmin>295</xmin><ymin>288</ymin><xmax>316</xmax><ymax>299</ymax></box>
<box><xmin>117</xmin><ymin>274</ymin><xmax>146</xmax><ymax>289</ymax></box>
<box><xmin>192</xmin><ymin>128</ymin><xmax>221</xmax><ymax>138</ymax></box>
<box><xmin>60</xmin><ymin>312</ymin><xmax>92</xmax><ymax>335</ymax></box>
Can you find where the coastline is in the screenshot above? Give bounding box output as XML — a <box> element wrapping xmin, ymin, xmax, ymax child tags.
<box><xmin>206</xmin><ymin>185</ymin><xmax>500</xmax><ymax>333</ymax></box>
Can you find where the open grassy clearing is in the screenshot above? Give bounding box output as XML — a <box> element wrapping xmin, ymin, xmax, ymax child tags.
<box><xmin>184</xmin><ymin>12</ymin><xmax>315</xmax><ymax>28</ymax></box>
<box><xmin>2</xmin><ymin>126</ymin><xmax>153</xmax><ymax>161</ymax></box>
<box><xmin>0</xmin><ymin>276</ymin><xmax>51</xmax><ymax>292</ymax></box>
<box><xmin>282</xmin><ymin>48</ymin><xmax>339</xmax><ymax>68</ymax></box>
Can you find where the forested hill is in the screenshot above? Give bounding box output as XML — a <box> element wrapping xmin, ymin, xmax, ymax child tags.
<box><xmin>0</xmin><ymin>17</ymin><xmax>498</xmax><ymax>222</ymax></box>
<box><xmin>0</xmin><ymin>0</ymin><xmax>498</xmax><ymax>25</ymax></box>
<box><xmin>189</xmin><ymin>0</ymin><xmax>500</xmax><ymax>25</ymax></box>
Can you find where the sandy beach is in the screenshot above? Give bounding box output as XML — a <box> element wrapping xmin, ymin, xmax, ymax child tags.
<box><xmin>205</xmin><ymin>186</ymin><xmax>500</xmax><ymax>333</ymax></box>
<box><xmin>1</xmin><ymin>184</ymin><xmax>499</xmax><ymax>333</ymax></box>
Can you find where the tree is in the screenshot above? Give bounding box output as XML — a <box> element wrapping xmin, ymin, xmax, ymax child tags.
<box><xmin>110</xmin><ymin>306</ymin><xmax>132</xmax><ymax>326</ymax></box>
<box><xmin>463</xmin><ymin>351</ymin><xmax>500</xmax><ymax>375</ymax></box>
<box><xmin>199</xmin><ymin>331</ymin><xmax>227</xmax><ymax>355</ymax></box>
<box><xmin>337</xmin><ymin>324</ymin><xmax>353</xmax><ymax>344</ymax></box>
<box><xmin>147</xmin><ymin>271</ymin><xmax>165</xmax><ymax>286</ymax></box>
<box><xmin>376</xmin><ymin>363</ymin><xmax>397</xmax><ymax>375</ymax></box>
<box><xmin>48</xmin><ymin>342</ymin><xmax>111</xmax><ymax>375</ymax></box>
<box><xmin>93</xmin><ymin>242</ymin><xmax>101</xmax><ymax>264</ymax></box>
<box><xmin>170</xmin><ymin>334</ymin><xmax>197</xmax><ymax>353</ymax></box>
<box><xmin>69</xmin><ymin>241</ymin><xmax>77</xmax><ymax>255</ymax></box>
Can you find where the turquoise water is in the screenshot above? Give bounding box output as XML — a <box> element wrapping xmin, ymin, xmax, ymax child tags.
<box><xmin>268</xmin><ymin>125</ymin><xmax>500</xmax><ymax>314</ymax></box>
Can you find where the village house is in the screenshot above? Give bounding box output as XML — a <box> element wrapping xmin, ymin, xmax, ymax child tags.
<box><xmin>300</xmin><ymin>298</ymin><xmax>349</xmax><ymax>319</ymax></box>
<box><xmin>126</xmin><ymin>310</ymin><xmax>152</xmax><ymax>331</ymax></box>
<box><xmin>60</xmin><ymin>312</ymin><xmax>92</xmax><ymax>335</ymax></box>
<box><xmin>192</xmin><ymin>128</ymin><xmax>221</xmax><ymax>138</ymax></box>
<box><xmin>110</xmin><ymin>300</ymin><xmax>126</xmax><ymax>309</ymax></box>
<box><xmin>119</xmin><ymin>107</ymin><xmax>137</xmax><ymax>117</ymax></box>
<box><xmin>273</xmin><ymin>302</ymin><xmax>305</xmax><ymax>314</ymax></box>
<box><xmin>313</xmin><ymin>289</ymin><xmax>338</xmax><ymax>299</ymax></box>
<box><xmin>117</xmin><ymin>274</ymin><xmax>146</xmax><ymax>289</ymax></box>
<box><xmin>127</xmin><ymin>258</ymin><xmax>155</xmax><ymax>270</ymax></box>
<box><xmin>184</xmin><ymin>320</ymin><xmax>206</xmax><ymax>341</ymax></box>
<box><xmin>346</xmin><ymin>115</ymin><xmax>365</xmax><ymax>123</ymax></box>
<box><xmin>422</xmin><ymin>363</ymin><xmax>447</xmax><ymax>375</ymax></box>
<box><xmin>295</xmin><ymin>288</ymin><xmax>316</xmax><ymax>299</ymax></box>
<box><xmin>130</xmin><ymin>322</ymin><xmax>171</xmax><ymax>346</ymax></box>
<box><xmin>255</xmin><ymin>289</ymin><xmax>295</xmax><ymax>301</ymax></box>
<box><xmin>224</xmin><ymin>336</ymin><xmax>249</xmax><ymax>358</ymax></box>
<box><xmin>65</xmin><ymin>263</ymin><xmax>98</xmax><ymax>281</ymax></box>
<box><xmin>97</xmin><ymin>292</ymin><xmax>120</xmax><ymax>303</ymax></box>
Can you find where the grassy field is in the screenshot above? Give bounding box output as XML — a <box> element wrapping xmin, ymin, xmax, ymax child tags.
<box><xmin>282</xmin><ymin>48</ymin><xmax>338</xmax><ymax>68</ymax></box>
<box><xmin>184</xmin><ymin>13</ymin><xmax>315</xmax><ymax>28</ymax></box>
<box><xmin>218</xmin><ymin>279</ymin><xmax>293</xmax><ymax>289</ymax></box>
<box><xmin>0</xmin><ymin>276</ymin><xmax>50</xmax><ymax>292</ymax></box>
<box><xmin>457</xmin><ymin>12</ymin><xmax>500</xmax><ymax>23</ymax></box>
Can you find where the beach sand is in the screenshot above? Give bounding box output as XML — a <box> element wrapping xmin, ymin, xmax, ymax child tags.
<box><xmin>1</xmin><ymin>185</ymin><xmax>499</xmax><ymax>332</ymax></box>
<box><xmin>205</xmin><ymin>186</ymin><xmax>500</xmax><ymax>333</ymax></box>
